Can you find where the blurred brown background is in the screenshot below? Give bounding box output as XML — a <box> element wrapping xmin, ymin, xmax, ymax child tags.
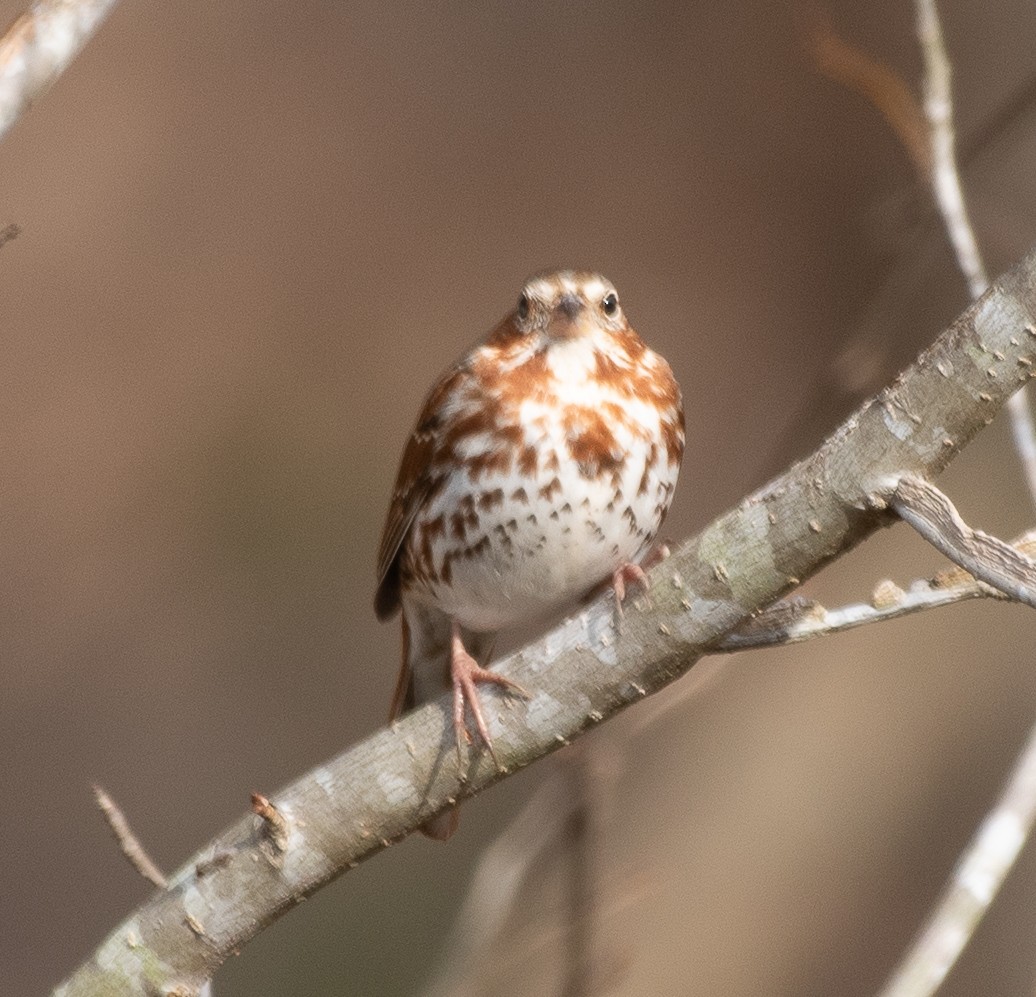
<box><xmin>4</xmin><ymin>1</ymin><xmax>1036</xmax><ymax>994</ymax></box>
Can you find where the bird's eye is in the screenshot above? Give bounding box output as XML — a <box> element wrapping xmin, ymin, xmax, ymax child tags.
<box><xmin>517</xmin><ymin>293</ymin><xmax>531</xmax><ymax>322</ymax></box>
<box><xmin>601</xmin><ymin>292</ymin><xmax>619</xmax><ymax>317</ymax></box>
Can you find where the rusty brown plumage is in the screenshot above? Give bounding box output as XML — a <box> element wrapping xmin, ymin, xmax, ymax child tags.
<box><xmin>375</xmin><ymin>270</ymin><xmax>683</xmax><ymax>838</ymax></box>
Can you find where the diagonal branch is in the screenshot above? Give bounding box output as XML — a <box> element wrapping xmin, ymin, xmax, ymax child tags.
<box><xmin>54</xmin><ymin>249</ymin><xmax>1036</xmax><ymax>996</ymax></box>
<box><xmin>876</xmin><ymin>715</ymin><xmax>1036</xmax><ymax>997</ymax></box>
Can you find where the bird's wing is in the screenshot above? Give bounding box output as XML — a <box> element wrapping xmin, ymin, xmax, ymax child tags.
<box><xmin>374</xmin><ymin>364</ymin><xmax>468</xmax><ymax>619</ymax></box>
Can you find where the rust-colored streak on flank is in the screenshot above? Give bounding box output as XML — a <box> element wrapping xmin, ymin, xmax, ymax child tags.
<box><xmin>374</xmin><ymin>364</ymin><xmax>475</xmax><ymax>618</ymax></box>
<box><xmin>488</xmin><ymin>421</ymin><xmax>525</xmax><ymax>449</ymax></box>
<box><xmin>625</xmin><ymin>347</ymin><xmax>685</xmax><ymax>468</ymax></box>
<box><xmin>414</xmin><ymin>515</ymin><xmax>446</xmax><ymax>584</ymax></box>
<box><xmin>637</xmin><ymin>444</ymin><xmax>659</xmax><ymax>496</ymax></box>
<box><xmin>438</xmin><ymin>404</ymin><xmax>499</xmax><ymax>462</ymax></box>
<box><xmin>662</xmin><ymin>420</ymin><xmax>684</xmax><ymax>466</ymax></box>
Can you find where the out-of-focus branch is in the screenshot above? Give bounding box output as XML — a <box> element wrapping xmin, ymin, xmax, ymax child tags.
<box><xmin>421</xmin><ymin>769</ymin><xmax>573</xmax><ymax>997</ymax></box>
<box><xmin>93</xmin><ymin>785</ymin><xmax>168</xmax><ymax>890</ymax></box>
<box><xmin>914</xmin><ymin>0</ymin><xmax>986</xmax><ymax>300</ymax></box>
<box><xmin>562</xmin><ymin>750</ymin><xmax>601</xmax><ymax>997</ymax></box>
<box><xmin>54</xmin><ymin>245</ymin><xmax>1036</xmax><ymax>995</ymax></box>
<box><xmin>801</xmin><ymin>6</ymin><xmax>930</xmax><ymax>177</ymax></box>
<box><xmin>0</xmin><ymin>0</ymin><xmax>120</xmax><ymax>141</ymax></box>
<box><xmin>877</xmin><ymin>716</ymin><xmax>1036</xmax><ymax>997</ymax></box>
<box><xmin>871</xmin><ymin>5</ymin><xmax>1036</xmax><ymax>996</ymax></box>
<box><xmin>912</xmin><ymin>0</ymin><xmax>1036</xmax><ymax>511</ymax></box>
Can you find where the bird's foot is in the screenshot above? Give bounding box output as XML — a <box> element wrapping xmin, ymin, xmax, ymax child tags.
<box><xmin>611</xmin><ymin>561</ymin><xmax>650</xmax><ymax>616</ymax></box>
<box><xmin>451</xmin><ymin>624</ymin><xmax>527</xmax><ymax>767</ymax></box>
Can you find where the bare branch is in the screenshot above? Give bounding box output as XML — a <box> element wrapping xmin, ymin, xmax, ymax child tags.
<box><xmin>251</xmin><ymin>793</ymin><xmax>290</xmax><ymax>861</ymax></box>
<box><xmin>55</xmin><ymin>250</ymin><xmax>1036</xmax><ymax>994</ymax></box>
<box><xmin>562</xmin><ymin>751</ymin><xmax>602</xmax><ymax>997</ymax></box>
<box><xmin>714</xmin><ymin>580</ymin><xmax>983</xmax><ymax>651</ymax></box>
<box><xmin>865</xmin><ymin>7</ymin><xmax>1036</xmax><ymax>996</ymax></box>
<box><xmin>801</xmin><ymin>7</ymin><xmax>930</xmax><ymax>176</ymax></box>
<box><xmin>0</xmin><ymin>0</ymin><xmax>120</xmax><ymax>141</ymax></box>
<box><xmin>914</xmin><ymin>0</ymin><xmax>987</xmax><ymax>299</ymax></box>
<box><xmin>877</xmin><ymin>717</ymin><xmax>1036</xmax><ymax>997</ymax></box>
<box><xmin>92</xmin><ymin>784</ymin><xmax>167</xmax><ymax>890</ymax></box>
<box><xmin>422</xmin><ymin>767</ymin><xmax>572</xmax><ymax>997</ymax></box>
<box><xmin>891</xmin><ymin>475</ymin><xmax>1036</xmax><ymax>608</ymax></box>
<box><xmin>912</xmin><ymin>0</ymin><xmax>1036</xmax><ymax>513</ymax></box>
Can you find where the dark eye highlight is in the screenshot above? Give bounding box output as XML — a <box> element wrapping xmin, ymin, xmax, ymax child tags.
<box><xmin>601</xmin><ymin>292</ymin><xmax>619</xmax><ymax>317</ymax></box>
<box><xmin>517</xmin><ymin>293</ymin><xmax>531</xmax><ymax>322</ymax></box>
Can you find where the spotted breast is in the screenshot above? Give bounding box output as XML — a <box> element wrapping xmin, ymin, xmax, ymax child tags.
<box><xmin>375</xmin><ymin>270</ymin><xmax>684</xmax><ymax>837</ymax></box>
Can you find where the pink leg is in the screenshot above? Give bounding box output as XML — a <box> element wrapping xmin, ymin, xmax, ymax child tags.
<box><xmin>611</xmin><ymin>544</ymin><xmax>669</xmax><ymax>614</ymax></box>
<box><xmin>450</xmin><ymin>623</ymin><xmax>526</xmax><ymax>764</ymax></box>
<box><xmin>611</xmin><ymin>562</ymin><xmax>650</xmax><ymax>615</ymax></box>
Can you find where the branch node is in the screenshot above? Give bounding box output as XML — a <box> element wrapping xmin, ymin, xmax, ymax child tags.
<box><xmin>194</xmin><ymin>849</ymin><xmax>234</xmax><ymax>878</ymax></box>
<box><xmin>184</xmin><ymin>913</ymin><xmax>207</xmax><ymax>939</ymax></box>
<box><xmin>891</xmin><ymin>475</ymin><xmax>1036</xmax><ymax>608</ymax></box>
<box><xmin>871</xmin><ymin>579</ymin><xmax>906</xmax><ymax>609</ymax></box>
<box><xmin>251</xmin><ymin>792</ymin><xmax>290</xmax><ymax>859</ymax></box>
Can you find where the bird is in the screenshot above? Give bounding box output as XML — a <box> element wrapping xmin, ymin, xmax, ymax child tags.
<box><xmin>375</xmin><ymin>270</ymin><xmax>684</xmax><ymax>838</ymax></box>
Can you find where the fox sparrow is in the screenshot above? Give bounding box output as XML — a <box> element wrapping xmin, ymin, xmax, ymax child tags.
<box><xmin>375</xmin><ymin>270</ymin><xmax>684</xmax><ymax>837</ymax></box>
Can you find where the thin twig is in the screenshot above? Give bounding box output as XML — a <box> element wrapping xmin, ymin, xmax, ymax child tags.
<box><xmin>890</xmin><ymin>476</ymin><xmax>1036</xmax><ymax>609</ymax></box>
<box><xmin>913</xmin><ymin>0</ymin><xmax>1036</xmax><ymax>512</ymax></box>
<box><xmin>716</xmin><ymin>581</ymin><xmax>982</xmax><ymax>651</ymax></box>
<box><xmin>870</xmin><ymin>6</ymin><xmax>1036</xmax><ymax>995</ymax></box>
<box><xmin>1005</xmin><ymin>391</ymin><xmax>1036</xmax><ymax>507</ymax></box>
<box><xmin>876</xmin><ymin>718</ymin><xmax>1036</xmax><ymax>997</ymax></box>
<box><xmin>914</xmin><ymin>0</ymin><xmax>987</xmax><ymax>299</ymax></box>
<box><xmin>563</xmin><ymin>751</ymin><xmax>601</xmax><ymax>997</ymax></box>
<box><xmin>93</xmin><ymin>784</ymin><xmax>167</xmax><ymax>889</ymax></box>
<box><xmin>801</xmin><ymin>6</ymin><xmax>931</xmax><ymax>176</ymax></box>
<box><xmin>0</xmin><ymin>0</ymin><xmax>121</xmax><ymax>141</ymax></box>
<box><xmin>251</xmin><ymin>792</ymin><xmax>290</xmax><ymax>860</ymax></box>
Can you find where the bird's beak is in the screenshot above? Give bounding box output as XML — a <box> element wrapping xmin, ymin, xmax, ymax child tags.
<box><xmin>548</xmin><ymin>292</ymin><xmax>587</xmax><ymax>338</ymax></box>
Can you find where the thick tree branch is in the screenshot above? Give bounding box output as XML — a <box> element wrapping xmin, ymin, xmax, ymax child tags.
<box><xmin>55</xmin><ymin>250</ymin><xmax>1036</xmax><ymax>995</ymax></box>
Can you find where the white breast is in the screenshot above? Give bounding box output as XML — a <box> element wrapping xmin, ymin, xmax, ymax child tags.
<box><xmin>410</xmin><ymin>351</ymin><xmax>680</xmax><ymax>632</ymax></box>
